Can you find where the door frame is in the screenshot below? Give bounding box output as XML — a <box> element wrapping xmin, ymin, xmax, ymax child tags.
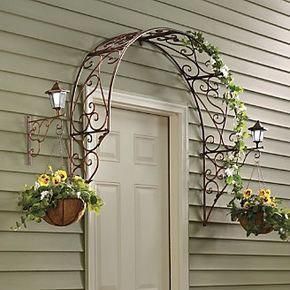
<box><xmin>86</xmin><ymin>89</ymin><xmax>189</xmax><ymax>290</ymax></box>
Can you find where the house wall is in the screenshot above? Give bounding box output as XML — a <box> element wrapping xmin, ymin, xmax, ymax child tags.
<box><xmin>0</xmin><ymin>0</ymin><xmax>289</xmax><ymax>289</ymax></box>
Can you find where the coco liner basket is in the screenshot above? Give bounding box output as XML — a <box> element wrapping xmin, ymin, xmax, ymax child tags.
<box><xmin>229</xmin><ymin>153</ymin><xmax>289</xmax><ymax>240</ymax></box>
<box><xmin>238</xmin><ymin>210</ymin><xmax>273</xmax><ymax>235</ymax></box>
<box><xmin>14</xmin><ymin>167</ymin><xmax>103</xmax><ymax>230</ymax></box>
<box><xmin>43</xmin><ymin>198</ymin><xmax>86</xmax><ymax>226</ymax></box>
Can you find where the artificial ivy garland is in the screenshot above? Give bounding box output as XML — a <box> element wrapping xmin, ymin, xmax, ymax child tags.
<box><xmin>183</xmin><ymin>31</ymin><xmax>248</xmax><ymax>197</ymax></box>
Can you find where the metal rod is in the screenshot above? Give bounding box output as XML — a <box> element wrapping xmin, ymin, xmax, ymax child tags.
<box><xmin>26</xmin><ymin>115</ymin><xmax>32</xmax><ymax>165</ymax></box>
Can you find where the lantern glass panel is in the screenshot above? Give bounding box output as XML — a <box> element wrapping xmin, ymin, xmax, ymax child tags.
<box><xmin>252</xmin><ymin>129</ymin><xmax>264</xmax><ymax>143</ymax></box>
<box><xmin>49</xmin><ymin>91</ymin><xmax>67</xmax><ymax>110</ymax></box>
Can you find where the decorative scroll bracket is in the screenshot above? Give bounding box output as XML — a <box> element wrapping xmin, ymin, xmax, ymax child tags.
<box><xmin>201</xmin><ymin>145</ymin><xmax>264</xmax><ymax>225</ymax></box>
<box><xmin>26</xmin><ymin>113</ymin><xmax>65</xmax><ymax>165</ymax></box>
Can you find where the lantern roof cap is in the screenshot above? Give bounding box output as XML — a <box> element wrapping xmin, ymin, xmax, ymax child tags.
<box><xmin>45</xmin><ymin>81</ymin><xmax>70</xmax><ymax>94</ymax></box>
<box><xmin>248</xmin><ymin>120</ymin><xmax>267</xmax><ymax>132</ymax></box>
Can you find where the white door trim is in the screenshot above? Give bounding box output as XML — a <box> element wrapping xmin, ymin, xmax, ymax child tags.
<box><xmin>86</xmin><ymin>89</ymin><xmax>189</xmax><ymax>290</ymax></box>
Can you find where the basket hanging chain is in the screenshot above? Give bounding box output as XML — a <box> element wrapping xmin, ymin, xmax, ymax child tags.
<box><xmin>257</xmin><ymin>158</ymin><xmax>266</xmax><ymax>188</ymax></box>
<box><xmin>46</xmin><ymin>119</ymin><xmax>68</xmax><ymax>170</ymax></box>
<box><xmin>245</xmin><ymin>152</ymin><xmax>266</xmax><ymax>189</ymax></box>
<box><xmin>246</xmin><ymin>162</ymin><xmax>257</xmax><ymax>189</ymax></box>
<box><xmin>57</xmin><ymin>119</ymin><xmax>67</xmax><ymax>170</ymax></box>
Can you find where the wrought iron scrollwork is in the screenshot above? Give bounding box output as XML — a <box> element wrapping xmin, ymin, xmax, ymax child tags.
<box><xmin>69</xmin><ymin>27</ymin><xmax>249</xmax><ymax>224</ymax></box>
<box><xmin>26</xmin><ymin>114</ymin><xmax>65</xmax><ymax>165</ymax></box>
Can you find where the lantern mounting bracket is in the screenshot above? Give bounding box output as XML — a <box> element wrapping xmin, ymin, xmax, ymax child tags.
<box><xmin>26</xmin><ymin>112</ymin><xmax>65</xmax><ymax>165</ymax></box>
<box><xmin>26</xmin><ymin>81</ymin><xmax>69</xmax><ymax>165</ymax></box>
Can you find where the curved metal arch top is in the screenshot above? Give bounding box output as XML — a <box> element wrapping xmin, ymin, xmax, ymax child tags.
<box><xmin>69</xmin><ymin>27</ymin><xmax>237</xmax><ymax>224</ymax></box>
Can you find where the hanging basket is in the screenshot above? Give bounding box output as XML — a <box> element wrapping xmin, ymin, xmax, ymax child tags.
<box><xmin>238</xmin><ymin>210</ymin><xmax>273</xmax><ymax>235</ymax></box>
<box><xmin>43</xmin><ymin>198</ymin><xmax>86</xmax><ymax>226</ymax></box>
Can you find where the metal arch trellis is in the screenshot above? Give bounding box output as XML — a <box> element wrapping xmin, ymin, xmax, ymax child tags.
<box><xmin>69</xmin><ymin>27</ymin><xmax>241</xmax><ymax>225</ymax></box>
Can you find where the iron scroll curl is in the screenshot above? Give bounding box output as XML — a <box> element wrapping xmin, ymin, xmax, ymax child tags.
<box><xmin>69</xmin><ymin>27</ymin><xmax>241</xmax><ymax>224</ymax></box>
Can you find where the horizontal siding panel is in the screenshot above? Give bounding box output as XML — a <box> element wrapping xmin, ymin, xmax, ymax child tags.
<box><xmin>0</xmin><ymin>10</ymin><xmax>98</xmax><ymax>53</ymax></box>
<box><xmin>0</xmin><ymin>73</ymin><xmax>190</xmax><ymax>108</ymax></box>
<box><xmin>0</xmin><ymin>131</ymin><xmax>70</xmax><ymax>157</ymax></box>
<box><xmin>247</xmin><ymin>0</ymin><xmax>290</xmax><ymax>15</ymax></box>
<box><xmin>0</xmin><ymin>271</ymin><xmax>84</xmax><ymax>290</ymax></box>
<box><xmin>189</xmin><ymin>97</ymin><xmax>290</xmax><ymax>127</ymax></box>
<box><xmin>189</xmin><ymin>156</ymin><xmax>290</xmax><ymax>183</ymax></box>
<box><xmin>0</xmin><ymin>90</ymin><xmax>58</xmax><ymax>116</ymax></box>
<box><xmin>188</xmin><ymin>125</ymin><xmax>290</xmax><ymax>158</ymax></box>
<box><xmin>189</xmin><ymin>205</ymin><xmax>290</xmax><ymax>225</ymax></box>
<box><xmin>205</xmin><ymin>0</ymin><xmax>289</xmax><ymax>29</ymax></box>
<box><xmin>189</xmin><ymin>270</ymin><xmax>290</xmax><ymax>287</ymax></box>
<box><xmin>0</xmin><ymin>4</ymin><xmax>288</xmax><ymax>89</ymax></box>
<box><xmin>0</xmin><ymin>30</ymin><xmax>84</xmax><ymax>66</ymax></box>
<box><xmin>222</xmin><ymin>53</ymin><xmax>289</xmax><ymax>85</ymax></box>
<box><xmin>189</xmin><ymin>221</ymin><xmax>285</xmax><ymax>242</ymax></box>
<box><xmin>158</xmin><ymin>0</ymin><xmax>289</xmax><ymax>43</ymax></box>
<box><xmin>0</xmin><ymin>252</ymin><xmax>83</xmax><ymax>271</ymax></box>
<box><xmin>0</xmin><ymin>191</ymin><xmax>18</xmax><ymax>211</ymax></box>
<box><xmin>1</xmin><ymin>30</ymin><xmax>289</xmax><ymax>89</ymax></box>
<box><xmin>189</xmin><ymin>285</ymin><xmax>290</xmax><ymax>290</ymax></box>
<box><xmin>188</xmin><ymin>188</ymin><xmax>290</xmax><ymax>208</ymax></box>
<box><xmin>233</xmin><ymin>73</ymin><xmax>289</xmax><ymax>100</ymax></box>
<box><xmin>0</xmin><ymin>0</ymin><xmax>288</xmax><ymax>73</ymax></box>
<box><xmin>34</xmin><ymin>0</ymin><xmax>289</xmax><ymax>57</ymax></box>
<box><xmin>0</xmin><ymin>111</ymin><xmax>68</xmax><ymax>138</ymax></box>
<box><xmin>0</xmin><ymin>151</ymin><xmax>69</xmax><ymax>175</ymax></box>
<box><xmin>0</xmin><ymin>50</ymin><xmax>76</xmax><ymax>84</ymax></box>
<box><xmin>1</xmin><ymin>47</ymin><xmax>288</xmax><ymax>102</ymax></box>
<box><xmin>189</xmin><ymin>254</ymin><xmax>290</xmax><ymax>270</ymax></box>
<box><xmin>189</xmin><ymin>237</ymin><xmax>290</xmax><ymax>256</ymax></box>
<box><xmin>0</xmin><ymin>232</ymin><xmax>83</xmax><ymax>252</ymax></box>
<box><xmin>0</xmin><ymin>70</ymin><xmax>64</xmax><ymax>99</ymax></box>
<box><xmin>0</xmin><ymin>212</ymin><xmax>83</xmax><ymax>233</ymax></box>
<box><xmin>188</xmin><ymin>107</ymin><xmax>290</xmax><ymax>139</ymax></box>
<box><xmin>189</xmin><ymin>150</ymin><xmax>290</xmax><ymax>172</ymax></box>
<box><xmin>189</xmin><ymin>172</ymin><xmax>290</xmax><ymax>198</ymax></box>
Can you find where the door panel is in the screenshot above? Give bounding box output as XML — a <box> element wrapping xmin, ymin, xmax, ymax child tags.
<box><xmin>94</xmin><ymin>107</ymin><xmax>169</xmax><ymax>290</ymax></box>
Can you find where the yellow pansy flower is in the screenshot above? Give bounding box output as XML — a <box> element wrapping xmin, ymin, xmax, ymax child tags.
<box><xmin>37</xmin><ymin>174</ymin><xmax>50</xmax><ymax>187</ymax></box>
<box><xmin>258</xmin><ymin>188</ymin><xmax>268</xmax><ymax>197</ymax></box>
<box><xmin>263</xmin><ymin>196</ymin><xmax>272</xmax><ymax>205</ymax></box>
<box><xmin>55</xmin><ymin>170</ymin><xmax>67</xmax><ymax>182</ymax></box>
<box><xmin>265</xmin><ymin>189</ymin><xmax>271</xmax><ymax>196</ymax></box>
<box><xmin>243</xmin><ymin>201</ymin><xmax>250</xmax><ymax>209</ymax></box>
<box><xmin>52</xmin><ymin>175</ymin><xmax>61</xmax><ymax>186</ymax></box>
<box><xmin>243</xmin><ymin>188</ymin><xmax>252</xmax><ymax>199</ymax></box>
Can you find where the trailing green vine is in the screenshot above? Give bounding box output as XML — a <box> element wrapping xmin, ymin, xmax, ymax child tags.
<box><xmin>183</xmin><ymin>31</ymin><xmax>248</xmax><ymax>198</ymax></box>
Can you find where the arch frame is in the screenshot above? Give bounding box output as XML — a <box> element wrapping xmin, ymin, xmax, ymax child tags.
<box><xmin>68</xmin><ymin>27</ymin><xmax>241</xmax><ymax>224</ymax></box>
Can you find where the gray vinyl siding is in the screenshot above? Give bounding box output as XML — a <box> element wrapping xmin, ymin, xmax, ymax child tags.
<box><xmin>0</xmin><ymin>0</ymin><xmax>289</xmax><ymax>289</ymax></box>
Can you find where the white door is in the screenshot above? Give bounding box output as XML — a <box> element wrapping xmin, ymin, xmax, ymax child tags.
<box><xmin>93</xmin><ymin>107</ymin><xmax>170</xmax><ymax>290</ymax></box>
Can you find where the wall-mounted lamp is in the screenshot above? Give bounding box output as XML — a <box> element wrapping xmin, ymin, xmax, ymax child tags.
<box><xmin>26</xmin><ymin>81</ymin><xmax>70</xmax><ymax>165</ymax></box>
<box><xmin>248</xmin><ymin>120</ymin><xmax>267</xmax><ymax>149</ymax></box>
<box><xmin>45</xmin><ymin>81</ymin><xmax>69</xmax><ymax>113</ymax></box>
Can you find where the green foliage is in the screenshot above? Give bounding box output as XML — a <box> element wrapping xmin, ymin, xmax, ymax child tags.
<box><xmin>12</xmin><ymin>168</ymin><xmax>104</xmax><ymax>230</ymax></box>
